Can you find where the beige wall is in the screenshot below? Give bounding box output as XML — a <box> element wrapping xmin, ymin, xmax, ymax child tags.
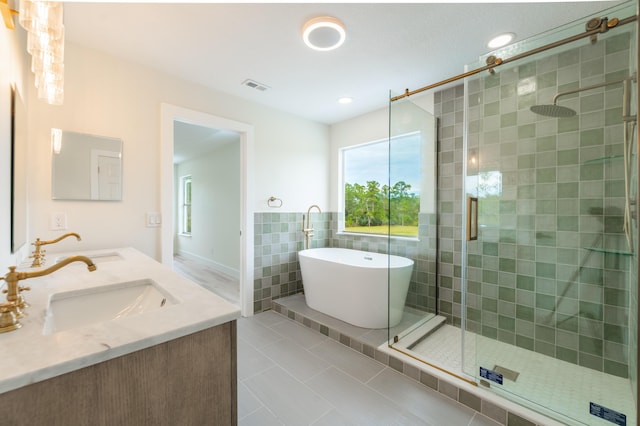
<box><xmin>0</xmin><ymin>24</ymin><xmax>30</xmax><ymax>268</ymax></box>
<box><xmin>328</xmin><ymin>92</ymin><xmax>434</xmax><ymax>212</ymax></box>
<box><xmin>175</xmin><ymin>142</ymin><xmax>241</xmax><ymax>277</ymax></box>
<box><xmin>20</xmin><ymin>40</ymin><xmax>329</xmax><ymax>261</ymax></box>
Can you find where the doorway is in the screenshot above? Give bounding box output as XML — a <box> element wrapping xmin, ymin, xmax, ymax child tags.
<box><xmin>160</xmin><ymin>104</ymin><xmax>254</xmax><ymax>316</ymax></box>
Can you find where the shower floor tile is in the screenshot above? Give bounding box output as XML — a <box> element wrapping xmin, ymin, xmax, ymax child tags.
<box><xmin>408</xmin><ymin>324</ymin><xmax>636</xmax><ymax>426</ymax></box>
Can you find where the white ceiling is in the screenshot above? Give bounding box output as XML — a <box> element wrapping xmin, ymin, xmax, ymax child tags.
<box><xmin>173</xmin><ymin>121</ymin><xmax>240</xmax><ymax>164</ymax></box>
<box><xmin>64</xmin><ymin>1</ymin><xmax>630</xmax><ymax>126</ymax></box>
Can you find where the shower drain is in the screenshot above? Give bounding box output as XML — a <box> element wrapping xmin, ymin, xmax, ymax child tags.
<box><xmin>493</xmin><ymin>365</ymin><xmax>520</xmax><ymax>382</ymax></box>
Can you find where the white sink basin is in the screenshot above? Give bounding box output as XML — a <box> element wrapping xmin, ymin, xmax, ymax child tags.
<box><xmin>56</xmin><ymin>252</ymin><xmax>123</xmax><ymax>264</ymax></box>
<box><xmin>43</xmin><ymin>279</ymin><xmax>176</xmax><ymax>335</ymax></box>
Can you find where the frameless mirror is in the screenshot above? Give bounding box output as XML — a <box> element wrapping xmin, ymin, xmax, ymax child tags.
<box><xmin>51</xmin><ymin>130</ymin><xmax>123</xmax><ymax>200</ymax></box>
<box><xmin>11</xmin><ymin>85</ymin><xmax>27</xmax><ymax>253</ymax></box>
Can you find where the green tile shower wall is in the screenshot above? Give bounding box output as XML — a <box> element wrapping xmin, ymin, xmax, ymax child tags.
<box><xmin>434</xmin><ymin>31</ymin><xmax>634</xmax><ymax>377</ymax></box>
<box><xmin>435</xmin><ymin>84</ymin><xmax>466</xmax><ymax>328</ymax></box>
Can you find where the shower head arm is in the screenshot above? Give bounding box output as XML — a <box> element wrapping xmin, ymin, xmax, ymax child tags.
<box><xmin>552</xmin><ymin>74</ymin><xmax>636</xmax><ymax>105</ymax></box>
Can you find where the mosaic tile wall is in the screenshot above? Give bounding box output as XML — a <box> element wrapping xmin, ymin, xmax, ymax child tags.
<box><xmin>434</xmin><ymin>84</ymin><xmax>466</xmax><ymax>328</ymax></box>
<box><xmin>437</xmin><ymin>30</ymin><xmax>635</xmax><ymax>377</ymax></box>
<box><xmin>253</xmin><ymin>211</ymin><xmax>437</xmax><ymax>314</ymax></box>
<box><xmin>329</xmin><ymin>213</ymin><xmax>439</xmax><ymax>313</ymax></box>
<box><xmin>253</xmin><ymin>212</ymin><xmax>326</xmax><ymax>313</ymax></box>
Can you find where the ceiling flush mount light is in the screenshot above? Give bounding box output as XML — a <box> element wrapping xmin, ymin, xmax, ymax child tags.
<box><xmin>487</xmin><ymin>32</ymin><xmax>516</xmax><ymax>49</ymax></box>
<box><xmin>302</xmin><ymin>16</ymin><xmax>346</xmax><ymax>52</ymax></box>
<box><xmin>338</xmin><ymin>97</ymin><xmax>352</xmax><ymax>104</ymax></box>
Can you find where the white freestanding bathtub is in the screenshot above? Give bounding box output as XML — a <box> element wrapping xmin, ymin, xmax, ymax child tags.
<box><xmin>298</xmin><ymin>248</ymin><xmax>414</xmax><ymax>329</ymax></box>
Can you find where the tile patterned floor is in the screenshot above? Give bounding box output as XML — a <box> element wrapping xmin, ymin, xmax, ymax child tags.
<box><xmin>237</xmin><ymin>310</ymin><xmax>502</xmax><ymax>425</ymax></box>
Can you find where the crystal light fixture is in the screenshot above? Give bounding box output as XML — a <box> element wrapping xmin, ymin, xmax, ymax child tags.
<box><xmin>19</xmin><ymin>0</ymin><xmax>65</xmax><ymax>105</ymax></box>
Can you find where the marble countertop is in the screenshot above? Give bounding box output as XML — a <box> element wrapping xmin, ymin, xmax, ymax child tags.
<box><xmin>0</xmin><ymin>247</ymin><xmax>241</xmax><ymax>394</ymax></box>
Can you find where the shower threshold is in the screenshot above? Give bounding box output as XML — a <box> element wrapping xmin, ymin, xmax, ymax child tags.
<box><xmin>392</xmin><ymin>314</ymin><xmax>447</xmax><ymax>349</ymax></box>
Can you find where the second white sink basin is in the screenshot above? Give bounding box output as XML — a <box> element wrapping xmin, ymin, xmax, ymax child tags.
<box><xmin>43</xmin><ymin>279</ymin><xmax>176</xmax><ymax>335</ymax></box>
<box><xmin>56</xmin><ymin>252</ymin><xmax>123</xmax><ymax>264</ymax></box>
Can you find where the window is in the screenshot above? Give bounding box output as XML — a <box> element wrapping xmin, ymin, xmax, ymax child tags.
<box><xmin>181</xmin><ymin>175</ymin><xmax>192</xmax><ymax>235</ymax></box>
<box><xmin>341</xmin><ymin>132</ymin><xmax>421</xmax><ymax>237</ymax></box>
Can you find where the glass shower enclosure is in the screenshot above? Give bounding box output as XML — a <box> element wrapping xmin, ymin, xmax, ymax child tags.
<box><xmin>388</xmin><ymin>2</ymin><xmax>638</xmax><ymax>424</ymax></box>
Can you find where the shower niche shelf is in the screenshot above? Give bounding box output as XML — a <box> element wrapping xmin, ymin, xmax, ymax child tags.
<box><xmin>583</xmin><ymin>247</ymin><xmax>633</xmax><ymax>256</ymax></box>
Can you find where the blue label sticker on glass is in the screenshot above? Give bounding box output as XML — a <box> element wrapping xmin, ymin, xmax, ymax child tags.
<box><xmin>479</xmin><ymin>367</ymin><xmax>503</xmax><ymax>385</ymax></box>
<box><xmin>590</xmin><ymin>402</ymin><xmax>626</xmax><ymax>425</ymax></box>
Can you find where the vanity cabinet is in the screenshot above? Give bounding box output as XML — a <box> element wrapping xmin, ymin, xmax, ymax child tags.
<box><xmin>0</xmin><ymin>321</ymin><xmax>237</xmax><ymax>425</ymax></box>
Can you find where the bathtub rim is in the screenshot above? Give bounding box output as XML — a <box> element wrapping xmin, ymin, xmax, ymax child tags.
<box><xmin>298</xmin><ymin>247</ymin><xmax>414</xmax><ymax>269</ymax></box>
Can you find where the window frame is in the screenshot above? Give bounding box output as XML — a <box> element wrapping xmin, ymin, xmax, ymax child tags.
<box><xmin>339</xmin><ymin>131</ymin><xmax>422</xmax><ymax>239</ymax></box>
<box><xmin>181</xmin><ymin>175</ymin><xmax>192</xmax><ymax>236</ymax></box>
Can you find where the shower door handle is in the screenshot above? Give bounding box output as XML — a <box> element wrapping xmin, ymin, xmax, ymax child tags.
<box><xmin>467</xmin><ymin>196</ymin><xmax>478</xmax><ymax>241</ymax></box>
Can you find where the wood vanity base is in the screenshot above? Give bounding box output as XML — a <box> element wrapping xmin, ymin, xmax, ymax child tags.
<box><xmin>0</xmin><ymin>321</ymin><xmax>237</xmax><ymax>425</ymax></box>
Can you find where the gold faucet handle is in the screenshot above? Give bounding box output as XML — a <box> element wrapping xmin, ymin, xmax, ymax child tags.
<box><xmin>29</xmin><ymin>253</ymin><xmax>46</xmax><ymax>267</ymax></box>
<box><xmin>30</xmin><ymin>249</ymin><xmax>46</xmax><ymax>258</ymax></box>
<box><xmin>0</xmin><ymin>302</ymin><xmax>21</xmax><ymax>333</ymax></box>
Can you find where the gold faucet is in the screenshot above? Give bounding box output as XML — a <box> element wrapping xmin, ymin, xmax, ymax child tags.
<box><xmin>30</xmin><ymin>232</ymin><xmax>82</xmax><ymax>268</ymax></box>
<box><xmin>303</xmin><ymin>205</ymin><xmax>321</xmax><ymax>250</ymax></box>
<box><xmin>0</xmin><ymin>256</ymin><xmax>96</xmax><ymax>332</ymax></box>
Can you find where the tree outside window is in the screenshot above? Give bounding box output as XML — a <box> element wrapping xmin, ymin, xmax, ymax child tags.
<box><xmin>341</xmin><ymin>132</ymin><xmax>421</xmax><ymax>237</ymax></box>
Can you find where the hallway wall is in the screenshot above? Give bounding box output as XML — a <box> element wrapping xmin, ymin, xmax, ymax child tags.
<box><xmin>175</xmin><ymin>142</ymin><xmax>241</xmax><ymax>277</ymax></box>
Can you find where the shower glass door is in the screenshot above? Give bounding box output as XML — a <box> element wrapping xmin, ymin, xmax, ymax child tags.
<box><xmin>386</xmin><ymin>92</ymin><xmax>440</xmax><ymax>350</ymax></box>
<box><xmin>462</xmin><ymin>2</ymin><xmax>638</xmax><ymax>424</ymax></box>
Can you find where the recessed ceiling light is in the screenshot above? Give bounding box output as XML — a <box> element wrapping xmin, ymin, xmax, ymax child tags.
<box><xmin>338</xmin><ymin>97</ymin><xmax>352</xmax><ymax>104</ymax></box>
<box><xmin>487</xmin><ymin>32</ymin><xmax>515</xmax><ymax>49</ymax></box>
<box><xmin>302</xmin><ymin>16</ymin><xmax>346</xmax><ymax>52</ymax></box>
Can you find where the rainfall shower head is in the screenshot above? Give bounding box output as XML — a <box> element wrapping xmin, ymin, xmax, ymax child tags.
<box><xmin>531</xmin><ymin>74</ymin><xmax>637</xmax><ymax>119</ymax></box>
<box><xmin>530</xmin><ymin>104</ymin><xmax>576</xmax><ymax>118</ymax></box>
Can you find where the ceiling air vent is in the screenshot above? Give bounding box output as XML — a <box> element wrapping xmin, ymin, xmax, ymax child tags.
<box><xmin>241</xmin><ymin>79</ymin><xmax>270</xmax><ymax>92</ymax></box>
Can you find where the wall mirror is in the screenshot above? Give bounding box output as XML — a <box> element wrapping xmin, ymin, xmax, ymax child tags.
<box><xmin>51</xmin><ymin>130</ymin><xmax>123</xmax><ymax>200</ymax></box>
<box><xmin>11</xmin><ymin>85</ymin><xmax>27</xmax><ymax>253</ymax></box>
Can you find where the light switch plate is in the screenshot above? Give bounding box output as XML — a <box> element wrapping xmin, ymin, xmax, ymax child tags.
<box><xmin>146</xmin><ymin>212</ymin><xmax>162</xmax><ymax>227</ymax></box>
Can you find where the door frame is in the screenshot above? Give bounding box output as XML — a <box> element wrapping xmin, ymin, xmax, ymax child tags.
<box><xmin>90</xmin><ymin>149</ymin><xmax>121</xmax><ymax>200</ymax></box>
<box><xmin>160</xmin><ymin>103</ymin><xmax>254</xmax><ymax>317</ymax></box>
